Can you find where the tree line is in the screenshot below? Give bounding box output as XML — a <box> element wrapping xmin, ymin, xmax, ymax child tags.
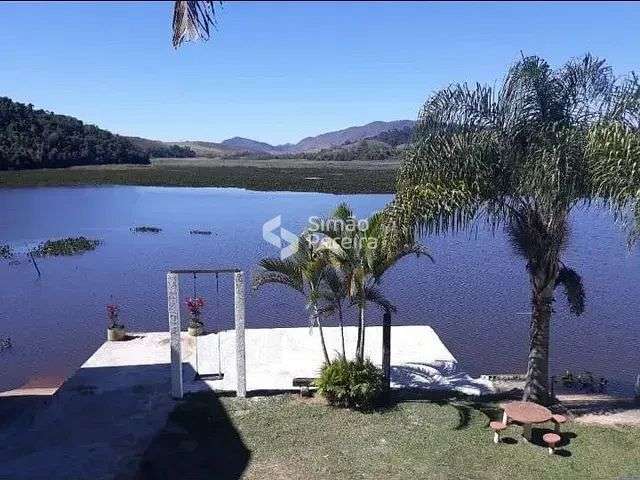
<box><xmin>0</xmin><ymin>97</ymin><xmax>150</xmax><ymax>170</ymax></box>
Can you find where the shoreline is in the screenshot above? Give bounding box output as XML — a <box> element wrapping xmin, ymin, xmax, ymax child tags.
<box><xmin>0</xmin><ymin>159</ymin><xmax>399</xmax><ymax>194</ymax></box>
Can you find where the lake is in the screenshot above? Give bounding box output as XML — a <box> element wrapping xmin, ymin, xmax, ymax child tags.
<box><xmin>1</xmin><ymin>186</ymin><xmax>638</xmax><ymax>394</ymax></box>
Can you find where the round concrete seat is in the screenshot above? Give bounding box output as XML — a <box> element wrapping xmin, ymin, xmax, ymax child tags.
<box><xmin>552</xmin><ymin>414</ymin><xmax>568</xmax><ymax>432</ymax></box>
<box><xmin>489</xmin><ymin>421</ymin><xmax>507</xmax><ymax>444</ymax></box>
<box><xmin>489</xmin><ymin>421</ymin><xmax>507</xmax><ymax>431</ymax></box>
<box><xmin>552</xmin><ymin>414</ymin><xmax>567</xmax><ymax>423</ymax></box>
<box><xmin>543</xmin><ymin>432</ymin><xmax>561</xmax><ymax>454</ymax></box>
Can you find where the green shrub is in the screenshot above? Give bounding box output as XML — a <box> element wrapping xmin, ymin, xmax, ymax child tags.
<box><xmin>315</xmin><ymin>358</ymin><xmax>384</xmax><ymax>410</ymax></box>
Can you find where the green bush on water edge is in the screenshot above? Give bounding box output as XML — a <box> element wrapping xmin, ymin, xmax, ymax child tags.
<box><xmin>30</xmin><ymin>237</ymin><xmax>101</xmax><ymax>257</ymax></box>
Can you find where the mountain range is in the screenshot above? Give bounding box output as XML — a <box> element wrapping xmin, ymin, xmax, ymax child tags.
<box><xmin>1</xmin><ymin>95</ymin><xmax>416</xmax><ymax>170</ymax></box>
<box><xmin>165</xmin><ymin>120</ymin><xmax>416</xmax><ymax>157</ymax></box>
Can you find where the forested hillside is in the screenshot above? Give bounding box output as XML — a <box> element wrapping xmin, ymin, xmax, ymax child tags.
<box><xmin>0</xmin><ymin>97</ymin><xmax>149</xmax><ymax>170</ymax></box>
<box><xmin>303</xmin><ymin>139</ymin><xmax>399</xmax><ymax>162</ymax></box>
<box><xmin>125</xmin><ymin>136</ymin><xmax>196</xmax><ymax>158</ymax></box>
<box><xmin>369</xmin><ymin>126</ymin><xmax>414</xmax><ymax>146</ymax></box>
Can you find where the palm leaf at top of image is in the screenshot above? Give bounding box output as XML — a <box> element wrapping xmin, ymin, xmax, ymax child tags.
<box><xmin>172</xmin><ymin>1</ymin><xmax>221</xmax><ymax>48</ymax></box>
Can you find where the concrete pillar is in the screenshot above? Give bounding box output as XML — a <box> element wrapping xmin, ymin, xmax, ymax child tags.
<box><xmin>167</xmin><ymin>272</ymin><xmax>183</xmax><ymax>399</ymax></box>
<box><xmin>234</xmin><ymin>271</ymin><xmax>247</xmax><ymax>397</ymax></box>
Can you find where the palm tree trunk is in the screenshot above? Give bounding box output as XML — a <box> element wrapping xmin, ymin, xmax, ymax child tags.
<box><xmin>356</xmin><ymin>305</ymin><xmax>366</xmax><ymax>362</ymax></box>
<box><xmin>314</xmin><ymin>306</ymin><xmax>331</xmax><ymax>365</ymax></box>
<box><xmin>523</xmin><ymin>272</ymin><xmax>555</xmax><ymax>405</ymax></box>
<box><xmin>337</xmin><ymin>302</ymin><xmax>346</xmax><ymax>359</ymax></box>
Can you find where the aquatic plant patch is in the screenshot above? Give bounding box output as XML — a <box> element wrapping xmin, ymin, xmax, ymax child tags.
<box><xmin>0</xmin><ymin>165</ymin><xmax>397</xmax><ymax>194</ymax></box>
<box><xmin>556</xmin><ymin>370</ymin><xmax>609</xmax><ymax>393</ymax></box>
<box><xmin>0</xmin><ymin>244</ymin><xmax>13</xmax><ymax>259</ymax></box>
<box><xmin>30</xmin><ymin>237</ymin><xmax>101</xmax><ymax>257</ymax></box>
<box><xmin>132</xmin><ymin>226</ymin><xmax>162</xmax><ymax>233</ymax></box>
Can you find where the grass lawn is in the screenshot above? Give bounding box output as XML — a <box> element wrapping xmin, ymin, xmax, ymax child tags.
<box><xmin>133</xmin><ymin>392</ymin><xmax>640</xmax><ymax>480</ymax></box>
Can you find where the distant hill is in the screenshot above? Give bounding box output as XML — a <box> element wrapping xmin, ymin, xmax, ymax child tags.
<box><xmin>0</xmin><ymin>97</ymin><xmax>149</xmax><ymax>170</ymax></box>
<box><xmin>221</xmin><ymin>137</ymin><xmax>290</xmax><ymax>154</ymax></box>
<box><xmin>163</xmin><ymin>120</ymin><xmax>416</xmax><ymax>159</ymax></box>
<box><xmin>172</xmin><ymin>141</ymin><xmax>235</xmax><ymax>157</ymax></box>
<box><xmin>290</xmin><ymin>120</ymin><xmax>415</xmax><ymax>153</ymax></box>
<box><xmin>303</xmin><ymin>139</ymin><xmax>400</xmax><ymax>162</ymax></box>
<box><xmin>368</xmin><ymin>125</ymin><xmax>414</xmax><ymax>147</ymax></box>
<box><xmin>125</xmin><ymin>136</ymin><xmax>196</xmax><ymax>158</ymax></box>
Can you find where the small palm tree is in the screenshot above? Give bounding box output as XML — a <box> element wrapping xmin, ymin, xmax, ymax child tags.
<box><xmin>391</xmin><ymin>54</ymin><xmax>639</xmax><ymax>404</ymax></box>
<box><xmin>318</xmin><ymin>266</ymin><xmax>348</xmax><ymax>359</ymax></box>
<box><xmin>316</xmin><ymin>203</ymin><xmax>427</xmax><ymax>362</ymax></box>
<box><xmin>253</xmin><ymin>236</ymin><xmax>333</xmax><ymax>364</ymax></box>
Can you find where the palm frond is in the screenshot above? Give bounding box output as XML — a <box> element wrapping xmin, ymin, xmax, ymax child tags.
<box><xmin>253</xmin><ymin>257</ymin><xmax>304</xmax><ymax>293</ymax></box>
<box><xmin>172</xmin><ymin>1</ymin><xmax>220</xmax><ymax>48</ymax></box>
<box><xmin>555</xmin><ymin>266</ymin><xmax>586</xmax><ymax>315</ymax></box>
<box><xmin>361</xmin><ymin>286</ymin><xmax>397</xmax><ymax>314</ymax></box>
<box><xmin>504</xmin><ymin>202</ymin><xmax>570</xmax><ymax>272</ymax></box>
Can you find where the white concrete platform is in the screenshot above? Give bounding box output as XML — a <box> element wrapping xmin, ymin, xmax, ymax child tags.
<box><xmin>83</xmin><ymin>326</ymin><xmax>494</xmax><ymax>396</ymax></box>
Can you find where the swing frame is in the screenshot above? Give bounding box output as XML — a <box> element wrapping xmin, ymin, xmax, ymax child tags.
<box><xmin>190</xmin><ymin>270</ymin><xmax>224</xmax><ymax>381</ymax></box>
<box><xmin>167</xmin><ymin>268</ymin><xmax>246</xmax><ymax>399</ymax></box>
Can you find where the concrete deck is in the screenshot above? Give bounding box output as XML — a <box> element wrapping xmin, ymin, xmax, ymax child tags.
<box><xmin>0</xmin><ymin>325</ymin><xmax>493</xmax><ymax>479</ymax></box>
<box><xmin>83</xmin><ymin>325</ymin><xmax>494</xmax><ymax>396</ymax></box>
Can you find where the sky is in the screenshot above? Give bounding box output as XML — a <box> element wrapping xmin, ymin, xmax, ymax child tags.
<box><xmin>1</xmin><ymin>1</ymin><xmax>639</xmax><ymax>145</ymax></box>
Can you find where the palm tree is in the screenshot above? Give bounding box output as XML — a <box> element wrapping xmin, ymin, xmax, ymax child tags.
<box><xmin>316</xmin><ymin>203</ymin><xmax>427</xmax><ymax>362</ymax></box>
<box><xmin>318</xmin><ymin>266</ymin><xmax>348</xmax><ymax>359</ymax></box>
<box><xmin>390</xmin><ymin>54</ymin><xmax>639</xmax><ymax>404</ymax></box>
<box><xmin>253</xmin><ymin>235</ymin><xmax>333</xmax><ymax>365</ymax></box>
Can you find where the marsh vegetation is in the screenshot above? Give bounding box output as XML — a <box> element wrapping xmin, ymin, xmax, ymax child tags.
<box><xmin>30</xmin><ymin>237</ymin><xmax>101</xmax><ymax>257</ymax></box>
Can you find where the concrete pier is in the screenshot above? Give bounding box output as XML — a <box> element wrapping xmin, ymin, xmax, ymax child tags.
<box><xmin>82</xmin><ymin>325</ymin><xmax>494</xmax><ymax>396</ymax></box>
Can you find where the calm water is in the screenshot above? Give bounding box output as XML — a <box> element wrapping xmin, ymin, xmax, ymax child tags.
<box><xmin>0</xmin><ymin>186</ymin><xmax>638</xmax><ymax>394</ymax></box>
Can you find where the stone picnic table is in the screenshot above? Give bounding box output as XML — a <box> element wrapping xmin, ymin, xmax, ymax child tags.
<box><xmin>501</xmin><ymin>401</ymin><xmax>553</xmax><ymax>442</ymax></box>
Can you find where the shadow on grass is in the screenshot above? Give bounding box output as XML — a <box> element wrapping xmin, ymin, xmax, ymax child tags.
<box><xmin>380</xmin><ymin>388</ymin><xmax>519</xmax><ymax>430</ymax></box>
<box><xmin>133</xmin><ymin>391</ymin><xmax>250</xmax><ymax>480</ymax></box>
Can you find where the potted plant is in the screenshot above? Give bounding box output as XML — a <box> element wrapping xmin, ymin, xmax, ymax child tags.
<box><xmin>107</xmin><ymin>303</ymin><xmax>126</xmax><ymax>341</ymax></box>
<box><xmin>186</xmin><ymin>297</ymin><xmax>205</xmax><ymax>336</ymax></box>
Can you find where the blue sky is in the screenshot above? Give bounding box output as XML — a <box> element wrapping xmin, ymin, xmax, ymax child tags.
<box><xmin>1</xmin><ymin>1</ymin><xmax>639</xmax><ymax>145</ymax></box>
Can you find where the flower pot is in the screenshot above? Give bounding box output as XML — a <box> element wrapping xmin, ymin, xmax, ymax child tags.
<box><xmin>107</xmin><ymin>326</ymin><xmax>126</xmax><ymax>341</ymax></box>
<box><xmin>188</xmin><ymin>323</ymin><xmax>204</xmax><ymax>336</ymax></box>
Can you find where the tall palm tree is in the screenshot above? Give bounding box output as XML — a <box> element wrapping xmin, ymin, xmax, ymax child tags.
<box><xmin>253</xmin><ymin>235</ymin><xmax>333</xmax><ymax>365</ymax></box>
<box><xmin>317</xmin><ymin>203</ymin><xmax>427</xmax><ymax>362</ymax></box>
<box><xmin>390</xmin><ymin>54</ymin><xmax>639</xmax><ymax>404</ymax></box>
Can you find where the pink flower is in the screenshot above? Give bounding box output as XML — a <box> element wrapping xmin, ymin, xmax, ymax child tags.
<box><xmin>186</xmin><ymin>297</ymin><xmax>205</xmax><ymax>316</ymax></box>
<box><xmin>106</xmin><ymin>304</ymin><xmax>119</xmax><ymax>319</ymax></box>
